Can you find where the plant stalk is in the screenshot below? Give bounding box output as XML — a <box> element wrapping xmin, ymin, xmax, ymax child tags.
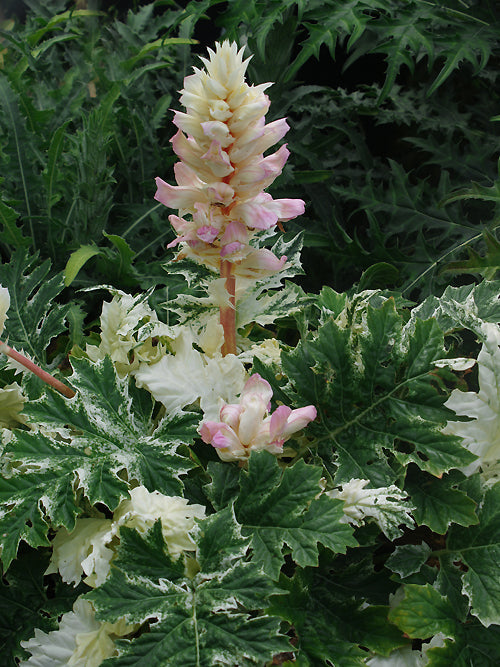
<box><xmin>0</xmin><ymin>341</ymin><xmax>76</xmax><ymax>398</ymax></box>
<box><xmin>220</xmin><ymin>259</ymin><xmax>236</xmax><ymax>356</ymax></box>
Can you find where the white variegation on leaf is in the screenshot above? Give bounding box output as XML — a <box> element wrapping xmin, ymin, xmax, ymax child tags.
<box><xmin>114</xmin><ymin>486</ymin><xmax>205</xmax><ymax>557</ymax></box>
<box><xmin>327</xmin><ymin>479</ymin><xmax>414</xmax><ymax>539</ymax></box>
<box><xmin>434</xmin><ymin>358</ymin><xmax>476</xmax><ymax>371</ymax></box>
<box><xmin>20</xmin><ymin>598</ymin><xmax>135</xmax><ymax>667</ymax></box>
<box><xmin>87</xmin><ymin>289</ymin><xmax>174</xmax><ymax>376</ymax></box>
<box><xmin>0</xmin><ymin>284</ymin><xmax>9</xmax><ymax>336</ymax></box>
<box><xmin>45</xmin><ymin>518</ymin><xmax>116</xmax><ymax>587</ymax></box>
<box><xmin>366</xmin><ymin>633</ymin><xmax>446</xmax><ymax>666</ymax></box>
<box><xmin>443</xmin><ymin>324</ymin><xmax>500</xmax><ymax>476</ymax></box>
<box><xmin>0</xmin><ymin>381</ymin><xmax>26</xmax><ymax>428</ymax></box>
<box><xmin>238</xmin><ymin>338</ymin><xmax>282</xmax><ymax>365</ymax></box>
<box><xmin>134</xmin><ymin>327</ymin><xmax>246</xmax><ymax>420</ymax></box>
<box><xmin>47</xmin><ymin>487</ymin><xmax>206</xmax><ymax>587</ymax></box>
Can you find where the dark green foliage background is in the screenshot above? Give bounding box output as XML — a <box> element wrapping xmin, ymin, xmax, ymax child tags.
<box><xmin>1</xmin><ymin>0</ymin><xmax>499</xmax><ymax>301</ymax></box>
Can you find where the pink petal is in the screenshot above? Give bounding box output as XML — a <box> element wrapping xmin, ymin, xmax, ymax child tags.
<box><xmin>196</xmin><ymin>225</ymin><xmax>219</xmax><ymax>243</ymax></box>
<box><xmin>174</xmin><ymin>162</ymin><xmax>204</xmax><ymax>187</ymax></box>
<box><xmin>171</xmin><ymin>130</ymin><xmax>215</xmax><ymax>182</ymax></box>
<box><xmin>271</xmin><ymin>197</ymin><xmax>305</xmax><ymax>221</ymax></box>
<box><xmin>233</xmin><ymin>193</ymin><xmax>278</xmax><ymax>230</ymax></box>
<box><xmin>230</xmin><ymin>144</ymin><xmax>290</xmax><ymax>196</ymax></box>
<box><xmin>221</xmin><ymin>220</ymin><xmax>247</xmax><ymax>245</ymax></box>
<box><xmin>241</xmin><ymin>374</ymin><xmax>273</xmax><ymax>405</ymax></box>
<box><xmin>206</xmin><ymin>182</ymin><xmax>234</xmax><ymax>206</ymax></box>
<box><xmin>238</xmin><ymin>395</ymin><xmax>269</xmax><ymax>446</ymax></box>
<box><xmin>155</xmin><ymin>177</ymin><xmax>205</xmax><ymax>211</ymax></box>
<box><xmin>220</xmin><ymin>221</ymin><xmax>248</xmax><ymax>257</ymax></box>
<box><xmin>269</xmin><ymin>405</ymin><xmax>293</xmax><ymax>440</ymax></box>
<box><xmin>167</xmin><ymin>215</ymin><xmax>196</xmax><ymax>248</ymax></box>
<box><xmin>220</xmin><ymin>403</ymin><xmax>243</xmax><ymax>429</ymax></box>
<box><xmin>239</xmin><ymin>249</ymin><xmax>287</xmax><ymax>275</ymax></box>
<box><xmin>228</xmin><ymin>96</ymin><xmax>271</xmax><ymax>134</ymax></box>
<box><xmin>173</xmin><ymin>110</ymin><xmax>204</xmax><ymax>141</ymax></box>
<box><xmin>200</xmin><ymin>422</ymin><xmax>240</xmax><ymax>450</ymax></box>
<box><xmin>230</xmin><ymin>118</ymin><xmax>289</xmax><ymax>163</ymax></box>
<box><xmin>260</xmin><ymin>144</ymin><xmax>289</xmax><ymax>177</ymax></box>
<box><xmin>212</xmin><ymin>430</ymin><xmax>233</xmax><ymax>449</ymax></box>
<box><xmin>220</xmin><ymin>242</ymin><xmax>246</xmax><ymax>257</ymax></box>
<box><xmin>201</xmin><ymin>120</ymin><xmax>233</xmax><ymax>147</ymax></box>
<box><xmin>199</xmin><ymin>421</ymin><xmax>221</xmax><ymax>443</ymax></box>
<box><xmin>234</xmin><ymin>194</ymin><xmax>304</xmax><ymax>230</ymax></box>
<box><xmin>201</xmin><ymin>140</ymin><xmax>234</xmax><ymax>177</ymax></box>
<box><xmin>281</xmin><ymin>405</ymin><xmax>317</xmax><ymax>438</ymax></box>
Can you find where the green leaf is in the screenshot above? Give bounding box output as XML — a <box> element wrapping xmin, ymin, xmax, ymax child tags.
<box><xmin>0</xmin><ymin>250</ymin><xmax>69</xmax><ymax>364</ymax></box>
<box><xmin>0</xmin><ymin>357</ymin><xmax>194</xmax><ymax>567</ymax></box>
<box><xmin>44</xmin><ymin>121</ymin><xmax>69</xmax><ymax>216</ymax></box>
<box><xmin>0</xmin><ymin>546</ymin><xmax>82</xmax><ymax>665</ymax></box>
<box><xmin>0</xmin><ymin>75</ymin><xmax>33</xmax><ymax>238</ymax></box>
<box><xmin>411</xmin><ymin>280</ymin><xmax>500</xmax><ymax>338</ymax></box>
<box><xmin>358</xmin><ymin>262</ymin><xmax>399</xmax><ymax>290</ymax></box>
<box><xmin>0</xmin><ymin>446</ymin><xmax>80</xmax><ymax>568</ymax></box>
<box><xmin>426</xmin><ymin>621</ymin><xmax>500</xmax><ymax>666</ymax></box>
<box><xmin>237</xmin><ymin>281</ymin><xmax>310</xmax><ymax>328</ymax></box>
<box><xmin>88</xmin><ymin>509</ymin><xmax>290</xmax><ymax>665</ymax></box>
<box><xmin>282</xmin><ymin>299</ymin><xmax>475</xmax><ymax>487</ymax></box>
<box><xmin>286</xmin><ymin>9</ymin><xmax>357</xmax><ymax>82</ymax></box>
<box><xmin>405</xmin><ymin>469</ymin><xmax>479</xmax><ymax>534</ymax></box>
<box><xmin>372</xmin><ymin>14</ymin><xmax>434</xmax><ymax>103</ymax></box>
<box><xmin>442</xmin><ymin>231</ymin><xmax>500</xmax><ymax>281</ymax></box>
<box><xmin>64</xmin><ymin>244</ymin><xmax>102</xmax><ymax>286</ymax></box>
<box><xmin>386</xmin><ymin>543</ymin><xmax>432</xmax><ymax>578</ymax></box>
<box><xmin>0</xmin><ymin>199</ymin><xmax>31</xmax><ymax>249</ymax></box>
<box><xmin>234</xmin><ymin>451</ymin><xmax>357</xmax><ymax>579</ymax></box>
<box><xmin>435</xmin><ymin>555</ymin><xmax>470</xmax><ymax>623</ymax></box>
<box><xmin>428</xmin><ymin>29</ymin><xmax>493</xmax><ymax>96</ymax></box>
<box><xmin>102</xmin><ymin>232</ymin><xmax>135</xmax><ymax>279</ymax></box>
<box><xmin>28</xmin><ymin>9</ymin><xmax>105</xmax><ymax>45</ymax></box>
<box><xmin>388</xmin><ymin>583</ymin><xmax>458</xmax><ymax>638</ymax></box>
<box><xmin>204</xmin><ymin>461</ymin><xmax>240</xmax><ymax>511</ymax></box>
<box><xmin>271</xmin><ymin>565</ymin><xmax>407</xmax><ymax>666</ymax></box>
<box><xmin>447</xmin><ymin>483</ymin><xmax>500</xmax><ymax>627</ymax></box>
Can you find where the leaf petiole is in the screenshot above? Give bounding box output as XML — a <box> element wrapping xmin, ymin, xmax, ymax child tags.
<box><xmin>0</xmin><ymin>340</ymin><xmax>75</xmax><ymax>398</ymax></box>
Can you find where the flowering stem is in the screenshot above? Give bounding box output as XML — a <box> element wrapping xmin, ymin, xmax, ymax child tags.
<box><xmin>220</xmin><ymin>259</ymin><xmax>236</xmax><ymax>356</ymax></box>
<box><xmin>0</xmin><ymin>341</ymin><xmax>76</xmax><ymax>398</ymax></box>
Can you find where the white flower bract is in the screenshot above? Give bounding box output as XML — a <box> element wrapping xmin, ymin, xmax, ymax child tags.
<box><xmin>0</xmin><ymin>381</ymin><xmax>26</xmax><ymax>428</ymax></box>
<box><xmin>46</xmin><ymin>487</ymin><xmax>206</xmax><ymax>587</ymax></box>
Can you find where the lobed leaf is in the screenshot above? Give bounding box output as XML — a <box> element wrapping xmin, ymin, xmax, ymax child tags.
<box><xmin>282</xmin><ymin>298</ymin><xmax>475</xmax><ymax>487</ymax></box>
<box><xmin>388</xmin><ymin>583</ymin><xmax>458</xmax><ymax>638</ymax></box>
<box><xmin>233</xmin><ymin>451</ymin><xmax>357</xmax><ymax>579</ymax></box>
<box><xmin>88</xmin><ymin>508</ymin><xmax>290</xmax><ymax>666</ymax></box>
<box><xmin>0</xmin><ymin>250</ymin><xmax>69</xmax><ymax>365</ymax></box>
<box><xmin>447</xmin><ymin>483</ymin><xmax>500</xmax><ymax>627</ymax></box>
<box><xmin>0</xmin><ymin>356</ymin><xmax>195</xmax><ymax>568</ymax></box>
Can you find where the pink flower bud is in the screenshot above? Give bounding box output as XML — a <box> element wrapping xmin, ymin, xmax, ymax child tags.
<box><xmin>200</xmin><ymin>373</ymin><xmax>316</xmax><ymax>462</ymax></box>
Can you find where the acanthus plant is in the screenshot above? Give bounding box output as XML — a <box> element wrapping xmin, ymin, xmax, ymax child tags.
<box><xmin>1</xmin><ymin>41</ymin><xmax>500</xmax><ymax>667</ymax></box>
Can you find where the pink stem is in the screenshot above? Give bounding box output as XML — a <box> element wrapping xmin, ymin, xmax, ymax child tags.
<box><xmin>220</xmin><ymin>259</ymin><xmax>236</xmax><ymax>356</ymax></box>
<box><xmin>0</xmin><ymin>341</ymin><xmax>76</xmax><ymax>398</ymax></box>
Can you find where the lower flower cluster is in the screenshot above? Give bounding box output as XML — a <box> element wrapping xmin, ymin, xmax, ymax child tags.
<box><xmin>200</xmin><ymin>373</ymin><xmax>317</xmax><ymax>461</ymax></box>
